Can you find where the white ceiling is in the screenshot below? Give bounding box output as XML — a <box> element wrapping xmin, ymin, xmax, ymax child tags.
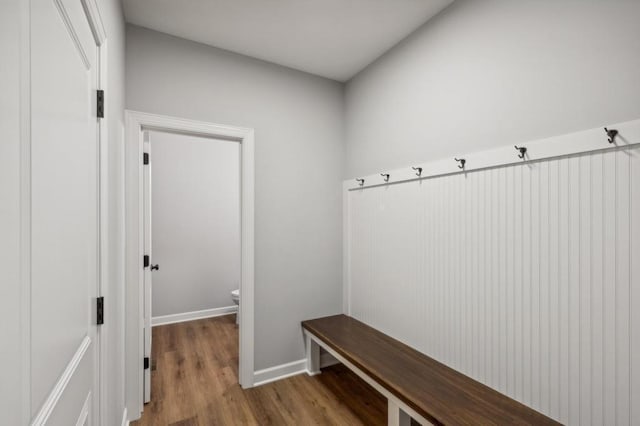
<box><xmin>122</xmin><ymin>0</ymin><xmax>453</xmax><ymax>82</ymax></box>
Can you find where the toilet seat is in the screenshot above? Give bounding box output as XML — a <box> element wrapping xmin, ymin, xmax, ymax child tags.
<box><xmin>230</xmin><ymin>289</ymin><xmax>240</xmax><ymax>325</ymax></box>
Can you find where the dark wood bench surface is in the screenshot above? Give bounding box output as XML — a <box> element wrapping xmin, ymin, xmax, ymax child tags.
<box><xmin>302</xmin><ymin>314</ymin><xmax>560</xmax><ymax>426</ymax></box>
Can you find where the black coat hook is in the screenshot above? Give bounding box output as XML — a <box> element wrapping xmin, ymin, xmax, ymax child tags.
<box><xmin>412</xmin><ymin>166</ymin><xmax>423</xmax><ymax>177</ymax></box>
<box><xmin>454</xmin><ymin>158</ymin><xmax>466</xmax><ymax>169</ymax></box>
<box><xmin>514</xmin><ymin>145</ymin><xmax>527</xmax><ymax>159</ymax></box>
<box><xmin>380</xmin><ymin>173</ymin><xmax>390</xmax><ymax>182</ymax></box>
<box><xmin>356</xmin><ymin>178</ymin><xmax>365</xmax><ymax>186</ymax></box>
<box><xmin>604</xmin><ymin>127</ymin><xmax>618</xmax><ymax>144</ymax></box>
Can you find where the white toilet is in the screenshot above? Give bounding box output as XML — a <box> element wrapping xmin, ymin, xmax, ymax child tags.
<box><xmin>231</xmin><ymin>289</ymin><xmax>240</xmax><ymax>324</ymax></box>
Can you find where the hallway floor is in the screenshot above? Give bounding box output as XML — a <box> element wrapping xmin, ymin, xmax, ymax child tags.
<box><xmin>132</xmin><ymin>315</ymin><xmax>387</xmax><ymax>425</ymax></box>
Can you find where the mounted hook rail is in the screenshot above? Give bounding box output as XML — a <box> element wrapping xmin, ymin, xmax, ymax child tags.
<box><xmin>454</xmin><ymin>158</ymin><xmax>466</xmax><ymax>170</ymax></box>
<box><xmin>604</xmin><ymin>127</ymin><xmax>618</xmax><ymax>144</ymax></box>
<box><xmin>346</xmin><ymin>118</ymin><xmax>640</xmax><ymax>191</ymax></box>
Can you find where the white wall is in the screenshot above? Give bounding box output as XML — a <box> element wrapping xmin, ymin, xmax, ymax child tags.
<box><xmin>150</xmin><ymin>131</ymin><xmax>240</xmax><ymax>317</ymax></box>
<box><xmin>126</xmin><ymin>25</ymin><xmax>344</xmax><ymax>371</ymax></box>
<box><xmin>345</xmin><ymin>0</ymin><xmax>640</xmax><ymax>178</ymax></box>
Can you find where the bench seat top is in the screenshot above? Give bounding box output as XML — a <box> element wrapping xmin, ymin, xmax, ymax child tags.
<box><xmin>302</xmin><ymin>314</ymin><xmax>560</xmax><ymax>426</ymax></box>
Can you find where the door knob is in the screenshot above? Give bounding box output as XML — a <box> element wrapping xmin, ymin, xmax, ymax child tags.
<box><xmin>150</xmin><ymin>264</ymin><xmax>159</xmax><ymax>271</ymax></box>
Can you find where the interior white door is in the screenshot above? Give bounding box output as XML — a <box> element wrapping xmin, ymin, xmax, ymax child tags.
<box><xmin>30</xmin><ymin>0</ymin><xmax>101</xmax><ymax>424</ymax></box>
<box><xmin>143</xmin><ymin>131</ymin><xmax>153</xmax><ymax>403</ymax></box>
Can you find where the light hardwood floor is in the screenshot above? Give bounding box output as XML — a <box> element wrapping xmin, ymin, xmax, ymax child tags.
<box><xmin>132</xmin><ymin>315</ymin><xmax>387</xmax><ymax>425</ymax></box>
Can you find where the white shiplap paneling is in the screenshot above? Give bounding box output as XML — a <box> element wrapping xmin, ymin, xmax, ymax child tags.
<box><xmin>346</xmin><ymin>146</ymin><xmax>640</xmax><ymax>425</ymax></box>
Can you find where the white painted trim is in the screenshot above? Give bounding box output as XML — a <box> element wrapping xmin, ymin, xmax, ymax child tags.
<box><xmin>252</xmin><ymin>351</ymin><xmax>341</xmax><ymax>388</ymax></box>
<box><xmin>304</xmin><ymin>331</ymin><xmax>432</xmax><ymax>426</ymax></box>
<box><xmin>253</xmin><ymin>359</ymin><xmax>307</xmax><ymax>387</ymax></box>
<box><xmin>239</xmin><ymin>127</ymin><xmax>256</xmax><ymax>391</ymax></box>
<box><xmin>80</xmin><ymin>0</ymin><xmax>106</xmax><ymax>46</ymax></box>
<box><xmin>95</xmin><ymin>35</ymin><xmax>109</xmax><ymax>426</ymax></box>
<box><xmin>152</xmin><ymin>306</ymin><xmax>238</xmax><ymax>326</ymax></box>
<box><xmin>142</xmin><ymin>131</ymin><xmax>151</xmax><ymax>404</ymax></box>
<box><xmin>78</xmin><ymin>2</ymin><xmax>107</xmax><ymax>423</ymax></box>
<box><xmin>96</xmin><ymin>45</ymin><xmax>108</xmax><ymax>426</ymax></box>
<box><xmin>125</xmin><ymin>110</ymin><xmax>255</xmax><ymax>419</ymax></box>
<box><xmin>31</xmin><ymin>336</ymin><xmax>92</xmax><ymax>426</ymax></box>
<box><xmin>120</xmin><ymin>408</ymin><xmax>129</xmax><ymax>426</ymax></box>
<box><xmin>305</xmin><ymin>333</ymin><xmax>320</xmax><ymax>375</ymax></box>
<box><xmin>342</xmin><ymin>181</ymin><xmax>351</xmax><ymax>315</ymax></box>
<box><xmin>347</xmin><ymin>118</ymin><xmax>640</xmax><ymax>190</ymax></box>
<box><xmin>75</xmin><ymin>392</ymin><xmax>91</xmax><ymax>426</ymax></box>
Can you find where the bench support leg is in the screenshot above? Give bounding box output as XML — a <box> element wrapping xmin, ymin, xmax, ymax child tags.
<box><xmin>388</xmin><ymin>400</ymin><xmax>411</xmax><ymax>426</ymax></box>
<box><xmin>305</xmin><ymin>333</ymin><xmax>321</xmax><ymax>375</ymax></box>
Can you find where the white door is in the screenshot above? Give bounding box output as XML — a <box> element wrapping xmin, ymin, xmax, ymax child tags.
<box><xmin>30</xmin><ymin>0</ymin><xmax>101</xmax><ymax>424</ymax></box>
<box><xmin>143</xmin><ymin>131</ymin><xmax>154</xmax><ymax>403</ymax></box>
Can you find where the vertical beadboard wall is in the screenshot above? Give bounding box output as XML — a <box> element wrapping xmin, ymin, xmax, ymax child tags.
<box><xmin>347</xmin><ymin>146</ymin><xmax>640</xmax><ymax>425</ymax></box>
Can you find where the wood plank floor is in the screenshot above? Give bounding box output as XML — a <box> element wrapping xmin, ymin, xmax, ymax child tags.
<box><xmin>132</xmin><ymin>315</ymin><xmax>388</xmax><ymax>426</ymax></box>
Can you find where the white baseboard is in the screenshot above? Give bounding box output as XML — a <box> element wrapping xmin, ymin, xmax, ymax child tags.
<box><xmin>152</xmin><ymin>305</ymin><xmax>237</xmax><ymax>326</ymax></box>
<box><xmin>253</xmin><ymin>359</ymin><xmax>307</xmax><ymax>387</ymax></box>
<box><xmin>252</xmin><ymin>350</ymin><xmax>341</xmax><ymax>387</ymax></box>
<box><xmin>121</xmin><ymin>408</ymin><xmax>129</xmax><ymax>426</ymax></box>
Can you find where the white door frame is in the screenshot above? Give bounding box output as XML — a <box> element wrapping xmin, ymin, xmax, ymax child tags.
<box><xmin>124</xmin><ymin>110</ymin><xmax>255</xmax><ymax>419</ymax></box>
<box><xmin>82</xmin><ymin>1</ymin><xmax>109</xmax><ymax>423</ymax></box>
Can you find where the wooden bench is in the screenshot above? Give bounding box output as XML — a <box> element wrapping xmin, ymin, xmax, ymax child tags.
<box><xmin>302</xmin><ymin>314</ymin><xmax>560</xmax><ymax>426</ymax></box>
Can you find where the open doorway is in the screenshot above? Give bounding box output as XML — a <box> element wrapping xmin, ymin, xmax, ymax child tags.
<box><xmin>125</xmin><ymin>111</ymin><xmax>255</xmax><ymax>420</ymax></box>
<box><xmin>142</xmin><ymin>129</ymin><xmax>241</xmax><ymax>403</ymax></box>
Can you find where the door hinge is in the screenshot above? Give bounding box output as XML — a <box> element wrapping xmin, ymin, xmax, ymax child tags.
<box><xmin>143</xmin><ymin>152</ymin><xmax>149</xmax><ymax>165</ymax></box>
<box><xmin>97</xmin><ymin>90</ymin><xmax>104</xmax><ymax>118</ymax></box>
<box><xmin>144</xmin><ymin>255</ymin><xmax>150</xmax><ymax>268</ymax></box>
<box><xmin>96</xmin><ymin>297</ymin><xmax>104</xmax><ymax>325</ymax></box>
<box><xmin>144</xmin><ymin>357</ymin><xmax>150</xmax><ymax>370</ymax></box>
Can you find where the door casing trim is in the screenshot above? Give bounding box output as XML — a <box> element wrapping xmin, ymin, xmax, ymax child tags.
<box><xmin>124</xmin><ymin>110</ymin><xmax>255</xmax><ymax>419</ymax></box>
